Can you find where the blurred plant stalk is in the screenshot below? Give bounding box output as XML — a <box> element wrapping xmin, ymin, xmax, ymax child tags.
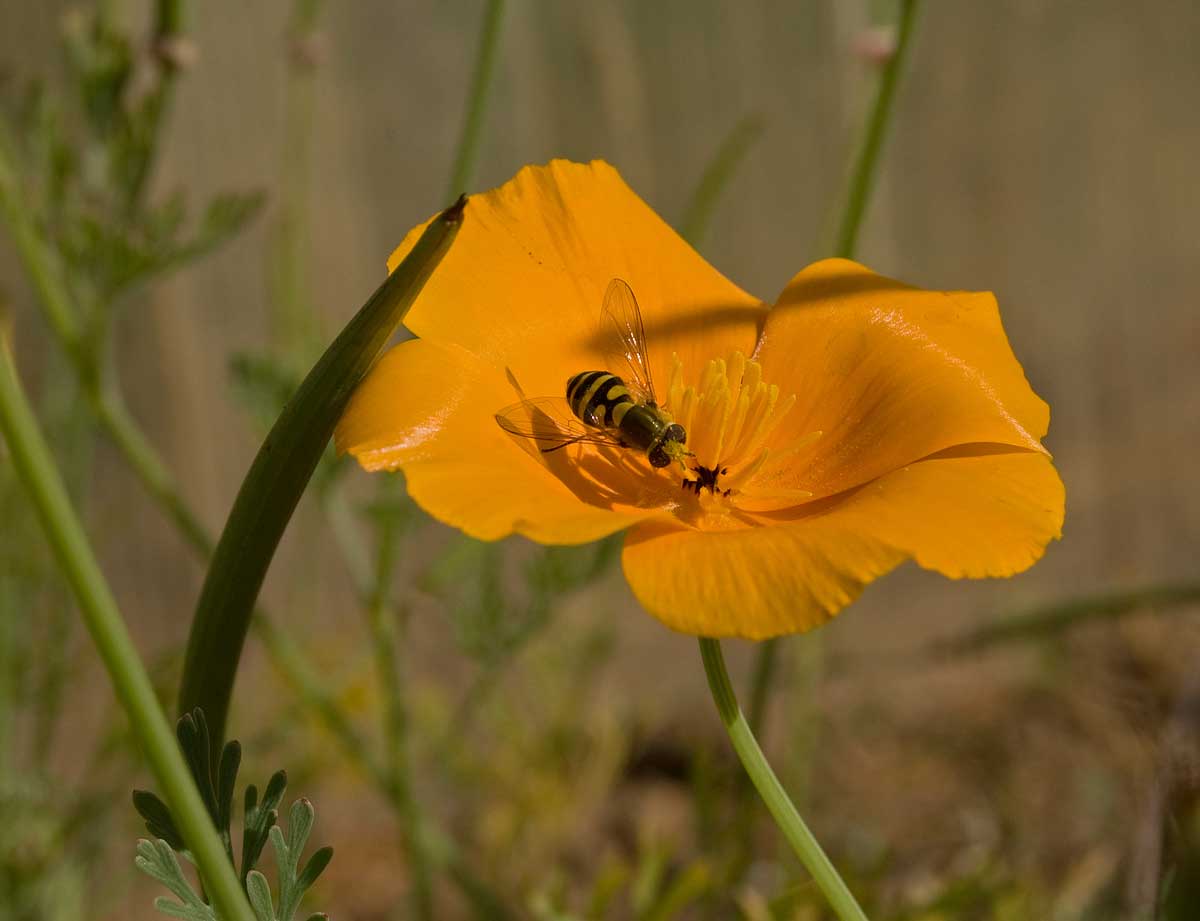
<box><xmin>705</xmin><ymin>1</ymin><xmax>923</xmax><ymax>916</ymax></box>
<box><xmin>0</xmin><ymin>339</ymin><xmax>257</xmax><ymax>921</ymax></box>
<box><xmin>248</xmin><ymin>2</ymin><xmax>509</xmax><ymax>918</ymax></box>
<box><xmin>0</xmin><ymin>8</ymin><xmax>493</xmax><ymax>917</ymax></box>
<box><xmin>268</xmin><ymin>0</ymin><xmax>325</xmax><ymax>363</ymax></box>
<box><xmin>349</xmin><ymin>2</ymin><xmax>507</xmax><ymax>917</ymax></box>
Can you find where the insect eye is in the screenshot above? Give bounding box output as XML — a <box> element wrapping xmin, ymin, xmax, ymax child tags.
<box><xmin>648</xmin><ymin>447</ymin><xmax>670</xmax><ymax>468</ymax></box>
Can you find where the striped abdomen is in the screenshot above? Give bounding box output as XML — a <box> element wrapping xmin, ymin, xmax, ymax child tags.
<box><xmin>566</xmin><ymin>370</ymin><xmax>686</xmax><ymax>468</ymax></box>
<box><xmin>567</xmin><ymin>370</ymin><xmax>636</xmax><ymax>431</ymax></box>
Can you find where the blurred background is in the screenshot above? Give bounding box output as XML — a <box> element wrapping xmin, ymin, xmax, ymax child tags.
<box><xmin>1</xmin><ymin>2</ymin><xmax>1198</xmax><ymax>919</ymax></box>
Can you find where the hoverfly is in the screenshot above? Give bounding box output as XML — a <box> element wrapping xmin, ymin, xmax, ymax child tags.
<box><xmin>494</xmin><ymin>278</ymin><xmax>690</xmax><ymax>469</ymax></box>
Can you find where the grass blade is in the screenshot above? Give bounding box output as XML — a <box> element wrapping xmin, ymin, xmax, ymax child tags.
<box><xmin>935</xmin><ymin>582</ymin><xmax>1200</xmax><ymax>656</ymax></box>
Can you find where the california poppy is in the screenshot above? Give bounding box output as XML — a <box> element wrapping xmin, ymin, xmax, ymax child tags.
<box><xmin>336</xmin><ymin>160</ymin><xmax>1064</xmax><ymax>639</ymax></box>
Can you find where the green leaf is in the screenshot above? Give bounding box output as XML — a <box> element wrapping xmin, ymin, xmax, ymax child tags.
<box><xmin>642</xmin><ymin>861</ymin><xmax>712</xmax><ymax>921</ymax></box>
<box><xmin>242</xmin><ymin>770</ymin><xmax>287</xmax><ymax>883</ymax></box>
<box><xmin>133</xmin><ymin>790</ymin><xmax>185</xmax><ymax>850</ymax></box>
<box><xmin>284</xmin><ymin>799</ymin><xmax>314</xmax><ymax>863</ymax></box>
<box><xmin>934</xmin><ymin>581</ymin><xmax>1200</xmax><ymax>656</ymax></box>
<box><xmin>60</xmin><ymin>9</ymin><xmax>135</xmax><ymax>138</ymax></box>
<box><xmin>268</xmin><ymin>798</ymin><xmax>331</xmax><ymax>921</ymax></box>
<box><xmin>245</xmin><ymin>870</ymin><xmax>275</xmax><ymax>921</ymax></box>
<box><xmin>296</xmin><ymin>847</ymin><xmax>333</xmax><ymax>892</ymax></box>
<box><xmin>75</xmin><ymin>189</ymin><xmax>264</xmax><ymax>299</ymax></box>
<box><xmin>262</xmin><ymin>770</ymin><xmax>289</xmax><ymax>813</ymax></box>
<box><xmin>176</xmin><ymin>709</ymin><xmax>221</xmax><ymax>828</ymax></box>
<box><xmin>217</xmin><ymin>740</ymin><xmax>241</xmax><ymax>838</ymax></box>
<box><xmin>134</xmin><ymin>838</ymin><xmax>217</xmax><ymax>921</ymax></box>
<box><xmin>178</xmin><ymin>194</ymin><xmax>465</xmax><ymax>754</ymax></box>
<box><xmin>228</xmin><ymin>351</ymin><xmax>302</xmax><ymax>433</ymax></box>
<box><xmin>195</xmin><ymin>191</ymin><xmax>267</xmax><ymax>253</ymax></box>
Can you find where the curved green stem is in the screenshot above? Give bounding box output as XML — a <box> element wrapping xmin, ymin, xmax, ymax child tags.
<box><xmin>0</xmin><ymin>342</ymin><xmax>255</xmax><ymax>921</ymax></box>
<box><xmin>446</xmin><ymin>0</ymin><xmax>505</xmax><ymax>198</ymax></box>
<box><xmin>730</xmin><ymin>0</ymin><xmax>923</xmax><ymax>886</ymax></box>
<box><xmin>179</xmin><ymin>197</ymin><xmax>464</xmax><ymax>750</ymax></box>
<box><xmin>831</xmin><ymin>0</ymin><xmax>922</xmax><ymax>258</ymax></box>
<box><xmin>699</xmin><ymin>638</ymin><xmax>868</xmax><ymax>921</ymax></box>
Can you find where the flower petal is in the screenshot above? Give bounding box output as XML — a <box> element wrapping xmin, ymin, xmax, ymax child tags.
<box><xmin>336</xmin><ymin>339</ymin><xmax>658</xmax><ymax>543</ymax></box>
<box><xmin>622</xmin><ymin>448</ymin><xmax>1063</xmax><ymax>638</ymax></box>
<box><xmin>750</xmin><ymin>259</ymin><xmax>1051</xmax><ymax>501</ymax></box>
<box><xmin>386</xmin><ymin>159</ymin><xmax>764</xmax><ymax>403</ymax></box>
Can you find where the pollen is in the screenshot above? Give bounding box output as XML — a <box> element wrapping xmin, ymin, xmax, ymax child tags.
<box><xmin>665</xmin><ymin>351</ymin><xmax>822</xmax><ymax>508</ymax></box>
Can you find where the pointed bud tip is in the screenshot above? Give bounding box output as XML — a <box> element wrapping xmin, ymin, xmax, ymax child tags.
<box><xmin>442</xmin><ymin>194</ymin><xmax>468</xmax><ymax>224</ymax></box>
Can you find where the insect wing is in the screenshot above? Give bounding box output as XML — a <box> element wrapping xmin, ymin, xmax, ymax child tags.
<box><xmin>495</xmin><ymin>398</ymin><xmax>624</xmax><ymax>453</ymax></box>
<box><xmin>600</xmin><ymin>278</ymin><xmax>656</xmax><ymax>404</ymax></box>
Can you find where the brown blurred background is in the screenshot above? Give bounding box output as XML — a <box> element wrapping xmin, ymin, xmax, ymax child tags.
<box><xmin>2</xmin><ymin>2</ymin><xmax>1199</xmax><ymax>919</ymax></box>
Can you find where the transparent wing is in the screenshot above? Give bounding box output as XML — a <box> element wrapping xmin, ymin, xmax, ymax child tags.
<box><xmin>600</xmin><ymin>278</ymin><xmax>656</xmax><ymax>405</ymax></box>
<box><xmin>495</xmin><ymin>398</ymin><xmax>626</xmax><ymax>453</ymax></box>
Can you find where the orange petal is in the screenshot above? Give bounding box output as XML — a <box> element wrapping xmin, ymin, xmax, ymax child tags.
<box><xmin>386</xmin><ymin>160</ymin><xmax>764</xmax><ymax>403</ymax></box>
<box><xmin>336</xmin><ymin>339</ymin><xmax>658</xmax><ymax>543</ymax></box>
<box><xmin>622</xmin><ymin>448</ymin><xmax>1064</xmax><ymax>638</ymax></box>
<box><xmin>751</xmin><ymin>259</ymin><xmax>1051</xmax><ymax>501</ymax></box>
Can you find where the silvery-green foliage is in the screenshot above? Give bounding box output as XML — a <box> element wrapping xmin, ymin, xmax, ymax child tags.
<box><xmin>134</xmin><ymin>838</ymin><xmax>218</xmax><ymax>921</ymax></box>
<box><xmin>132</xmin><ymin>710</ymin><xmax>332</xmax><ymax>921</ymax></box>
<box><xmin>134</xmin><ymin>797</ymin><xmax>332</xmax><ymax>921</ymax></box>
<box><xmin>242</xmin><ymin>799</ymin><xmax>333</xmax><ymax>921</ymax></box>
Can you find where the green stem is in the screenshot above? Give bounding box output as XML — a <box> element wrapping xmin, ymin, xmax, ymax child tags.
<box><xmin>699</xmin><ymin>638</ymin><xmax>868</xmax><ymax>921</ymax></box>
<box><xmin>124</xmin><ymin>0</ymin><xmax>190</xmax><ymax>213</ymax></box>
<box><xmin>678</xmin><ymin>114</ymin><xmax>766</xmax><ymax>248</ymax></box>
<box><xmin>5</xmin><ymin>79</ymin><xmax>443</xmax><ymax>814</ymax></box>
<box><xmin>366</xmin><ymin>478</ymin><xmax>434</xmax><ymax>921</ymax></box>
<box><xmin>722</xmin><ymin>628</ymin><xmax>782</xmax><ymax>884</ymax></box>
<box><xmin>446</xmin><ymin>0</ymin><xmax>505</xmax><ymax>198</ymax></box>
<box><xmin>0</xmin><ymin>132</ymin><xmax>87</xmax><ymax>368</ymax></box>
<box><xmin>7</xmin><ymin>92</ymin><xmax>500</xmax><ymax>914</ymax></box>
<box><xmin>251</xmin><ymin>613</ymin><xmax>374</xmax><ymax>760</ymax></box>
<box><xmin>746</xmin><ymin>633</ymin><xmax>780</xmax><ymax>736</ymax></box>
<box><xmin>92</xmin><ymin>388</ymin><xmax>213</xmax><ymax>555</ymax></box>
<box><xmin>831</xmin><ymin>0</ymin><xmax>922</xmax><ymax>258</ymax></box>
<box><xmin>320</xmin><ymin>486</ymin><xmax>374</xmax><ymax>595</ymax></box>
<box><xmin>729</xmin><ymin>0</ymin><xmax>923</xmax><ymax>884</ymax></box>
<box><xmin>0</xmin><ymin>342</ymin><xmax>255</xmax><ymax>921</ymax></box>
<box><xmin>268</xmin><ymin>0</ymin><xmax>327</xmax><ymax>359</ymax></box>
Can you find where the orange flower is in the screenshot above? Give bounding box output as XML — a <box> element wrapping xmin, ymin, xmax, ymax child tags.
<box><xmin>336</xmin><ymin>160</ymin><xmax>1064</xmax><ymax>639</ymax></box>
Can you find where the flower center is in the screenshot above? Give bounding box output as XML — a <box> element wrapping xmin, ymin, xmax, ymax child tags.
<box><xmin>663</xmin><ymin>351</ymin><xmax>821</xmax><ymax>510</ymax></box>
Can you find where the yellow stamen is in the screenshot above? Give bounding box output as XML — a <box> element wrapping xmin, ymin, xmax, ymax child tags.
<box><xmin>662</xmin><ymin>351</ymin><xmax>814</xmax><ymax>508</ymax></box>
<box><xmin>721</xmin><ymin>447</ymin><xmax>769</xmax><ymax>492</ymax></box>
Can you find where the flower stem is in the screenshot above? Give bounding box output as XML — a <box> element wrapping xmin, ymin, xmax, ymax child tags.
<box><xmin>728</xmin><ymin>0</ymin><xmax>923</xmax><ymax>889</ymax></box>
<box><xmin>831</xmin><ymin>0</ymin><xmax>922</xmax><ymax>258</ymax></box>
<box><xmin>446</xmin><ymin>0</ymin><xmax>505</xmax><ymax>198</ymax></box>
<box><xmin>268</xmin><ymin>0</ymin><xmax>327</xmax><ymax>360</ymax></box>
<box><xmin>699</xmin><ymin>638</ymin><xmax>868</xmax><ymax>921</ymax></box>
<box><xmin>679</xmin><ymin>113</ymin><xmax>766</xmax><ymax>249</ymax></box>
<box><xmin>0</xmin><ymin>342</ymin><xmax>256</xmax><ymax>921</ymax></box>
<box><xmin>366</xmin><ymin>477</ymin><xmax>434</xmax><ymax>921</ymax></box>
